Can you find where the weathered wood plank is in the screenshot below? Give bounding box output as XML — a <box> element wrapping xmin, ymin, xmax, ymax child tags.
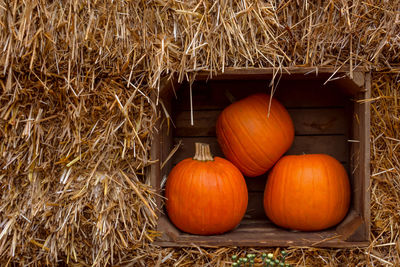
<box><xmin>155</xmin><ymin>215</ymin><xmax>369</xmax><ymax>248</ymax></box>
<box><xmin>287</xmin><ymin>135</ymin><xmax>348</xmax><ymax>160</ymax></box>
<box><xmin>332</xmin><ymin>71</ymin><xmax>366</xmax><ymax>96</ymax></box>
<box><xmin>336</xmin><ymin>210</ymin><xmax>364</xmax><ymax>241</ymax></box>
<box><xmin>246</xmin><ymin>175</ymin><xmax>268</xmax><ymax>192</ymax></box>
<box><xmin>172</xmin><ymin>135</ymin><xmax>348</xmax><ymax>165</ymax></box>
<box><xmin>149</xmin><ymin>94</ymin><xmax>162</xmax><ymax>212</ymax></box>
<box><xmin>174</xmin><ymin>110</ymin><xmax>221</xmax><ymax>137</ymax></box>
<box><xmin>174</xmin><ymin>80</ymin><xmax>347</xmax><ymax>110</ymax></box>
<box><xmin>155</xmin><ymin>237</ymin><xmax>369</xmax><ymax>248</ymax></box>
<box><xmin>174</xmin><ymin>108</ymin><xmax>347</xmax><ymax>137</ymax></box>
<box><xmin>193</xmin><ymin>67</ymin><xmax>365</xmax><ymax>80</ymax></box>
<box><xmin>160</xmin><ymin>94</ymin><xmax>174</xmax><ymax>186</ymax></box>
<box><xmin>245</xmin><ymin>192</ymin><xmax>267</xmax><ymax>219</ymax></box>
<box><xmin>347</xmin><ymin>72</ymin><xmax>371</xmax><ymax>242</ymax></box>
<box><xmin>289</xmin><ymin>108</ymin><xmax>347</xmax><ymax>135</ymax></box>
<box><xmin>361</xmin><ymin>72</ymin><xmax>371</xmax><ymax>240</ymax></box>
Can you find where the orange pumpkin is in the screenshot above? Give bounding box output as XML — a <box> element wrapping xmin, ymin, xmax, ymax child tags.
<box><xmin>264</xmin><ymin>154</ymin><xmax>351</xmax><ymax>231</ymax></box>
<box><xmin>216</xmin><ymin>93</ymin><xmax>294</xmax><ymax>177</ymax></box>
<box><xmin>165</xmin><ymin>143</ymin><xmax>248</xmax><ymax>235</ymax></box>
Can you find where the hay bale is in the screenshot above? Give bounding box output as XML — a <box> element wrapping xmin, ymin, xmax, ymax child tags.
<box><xmin>0</xmin><ymin>0</ymin><xmax>399</xmax><ymax>265</ymax></box>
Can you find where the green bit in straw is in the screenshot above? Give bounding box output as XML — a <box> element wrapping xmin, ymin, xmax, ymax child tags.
<box><xmin>280</xmin><ymin>250</ymin><xmax>287</xmax><ymax>263</ymax></box>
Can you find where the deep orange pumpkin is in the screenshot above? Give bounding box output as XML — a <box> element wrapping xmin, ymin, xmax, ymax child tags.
<box><xmin>165</xmin><ymin>143</ymin><xmax>248</xmax><ymax>235</ymax></box>
<box><xmin>264</xmin><ymin>154</ymin><xmax>351</xmax><ymax>231</ymax></box>
<box><xmin>216</xmin><ymin>93</ymin><xmax>294</xmax><ymax>177</ymax></box>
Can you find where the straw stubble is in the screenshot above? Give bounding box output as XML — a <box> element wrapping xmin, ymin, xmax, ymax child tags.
<box><xmin>0</xmin><ymin>0</ymin><xmax>400</xmax><ymax>265</ymax></box>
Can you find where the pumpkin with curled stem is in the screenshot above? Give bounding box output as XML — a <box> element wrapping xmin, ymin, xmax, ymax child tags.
<box><xmin>216</xmin><ymin>93</ymin><xmax>294</xmax><ymax>177</ymax></box>
<box><xmin>264</xmin><ymin>154</ymin><xmax>351</xmax><ymax>231</ymax></box>
<box><xmin>165</xmin><ymin>143</ymin><xmax>248</xmax><ymax>235</ymax></box>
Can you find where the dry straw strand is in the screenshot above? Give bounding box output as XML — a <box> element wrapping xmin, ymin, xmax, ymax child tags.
<box><xmin>1</xmin><ymin>0</ymin><xmax>400</xmax><ymax>266</ymax></box>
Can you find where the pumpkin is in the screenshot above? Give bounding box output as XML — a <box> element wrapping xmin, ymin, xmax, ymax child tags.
<box><xmin>165</xmin><ymin>143</ymin><xmax>248</xmax><ymax>235</ymax></box>
<box><xmin>263</xmin><ymin>154</ymin><xmax>351</xmax><ymax>231</ymax></box>
<box><xmin>216</xmin><ymin>93</ymin><xmax>294</xmax><ymax>177</ymax></box>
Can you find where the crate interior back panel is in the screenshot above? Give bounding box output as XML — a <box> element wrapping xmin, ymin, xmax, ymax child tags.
<box><xmin>151</xmin><ymin>69</ymin><xmax>370</xmax><ymax>247</ymax></box>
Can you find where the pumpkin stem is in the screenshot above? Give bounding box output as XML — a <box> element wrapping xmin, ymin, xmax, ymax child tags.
<box><xmin>193</xmin><ymin>143</ymin><xmax>214</xmax><ymax>161</ymax></box>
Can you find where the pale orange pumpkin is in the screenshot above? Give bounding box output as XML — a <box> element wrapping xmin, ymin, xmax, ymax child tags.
<box><xmin>165</xmin><ymin>143</ymin><xmax>248</xmax><ymax>235</ymax></box>
<box><xmin>216</xmin><ymin>93</ymin><xmax>294</xmax><ymax>177</ymax></box>
<box><xmin>264</xmin><ymin>154</ymin><xmax>351</xmax><ymax>231</ymax></box>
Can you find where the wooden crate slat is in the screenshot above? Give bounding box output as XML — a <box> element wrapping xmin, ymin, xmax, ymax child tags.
<box><xmin>245</xmin><ymin>175</ymin><xmax>268</xmax><ymax>192</ymax></box>
<box><xmin>287</xmin><ymin>135</ymin><xmax>348</xmax><ymax>159</ymax></box>
<box><xmin>289</xmin><ymin>108</ymin><xmax>347</xmax><ymax>135</ymax></box>
<box><xmin>174</xmin><ymin>110</ymin><xmax>221</xmax><ymax>137</ymax></box>
<box><xmin>174</xmin><ymin>108</ymin><xmax>347</xmax><ymax>137</ymax></box>
<box><xmin>175</xmin><ymin>80</ymin><xmax>347</xmax><ymax>110</ymax></box>
<box><xmin>172</xmin><ymin>135</ymin><xmax>348</xmax><ymax>165</ymax></box>
<box><xmin>156</xmin><ymin>215</ymin><xmax>369</xmax><ymax>248</ymax></box>
<box><xmin>246</xmin><ymin>192</ymin><xmax>267</xmax><ymax>219</ymax></box>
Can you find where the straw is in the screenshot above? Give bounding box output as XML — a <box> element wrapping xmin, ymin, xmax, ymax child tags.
<box><xmin>1</xmin><ymin>0</ymin><xmax>400</xmax><ymax>265</ymax></box>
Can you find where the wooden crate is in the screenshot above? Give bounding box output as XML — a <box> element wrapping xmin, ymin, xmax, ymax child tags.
<box><xmin>150</xmin><ymin>68</ymin><xmax>370</xmax><ymax>247</ymax></box>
